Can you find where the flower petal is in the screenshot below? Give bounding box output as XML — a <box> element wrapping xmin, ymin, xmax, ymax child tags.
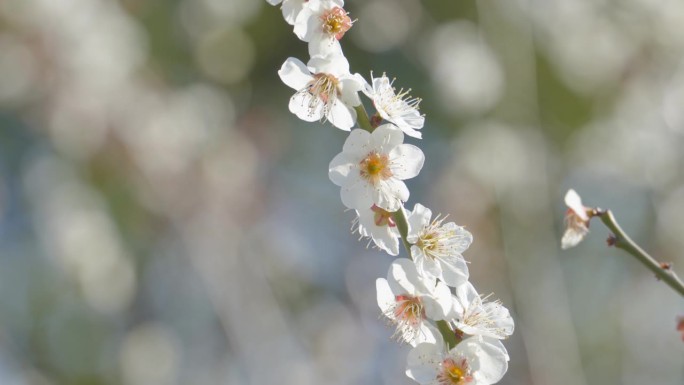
<box><xmin>388</xmin><ymin>258</ymin><xmax>422</xmax><ymax>295</ymax></box>
<box><xmin>373</xmin><ymin>179</ymin><xmax>408</xmax><ymax>212</ymax></box>
<box><xmin>437</xmin><ymin>254</ymin><xmax>469</xmax><ymax>287</ymax></box>
<box><xmin>376</xmin><ymin>278</ymin><xmax>395</xmax><ymax>315</ymax></box>
<box><xmin>463</xmin><ymin>337</ymin><xmax>509</xmax><ymax>384</ymax></box>
<box><xmin>281</xmin><ymin>0</ymin><xmax>306</xmax><ymax>24</ymax></box>
<box><xmin>407</xmin><ymin>322</ymin><xmax>439</xmax><ymax>347</ymax></box>
<box><xmin>326</xmin><ymin>98</ymin><xmax>355</xmax><ymax>131</ymax></box>
<box><xmin>422</xmin><ymin>284</ymin><xmax>452</xmax><ymax>321</ymax></box>
<box><xmin>564</xmin><ymin>189</ymin><xmax>588</xmax><ymax>221</ymax></box>
<box><xmin>339</xmin><ymin>76</ymin><xmax>363</xmax><ymax>107</ymax></box>
<box><xmin>412</xmin><ymin>246</ymin><xmax>442</xmax><ymax>280</ymax></box>
<box><xmin>341</xmin><ymin>128</ymin><xmax>372</xmax><ymax>157</ymax></box>
<box><xmin>288</xmin><ymin>91</ymin><xmax>323</xmax><ymax>122</ymax></box>
<box><xmin>278</xmin><ymin>57</ymin><xmax>312</xmax><ymax>90</ymax></box>
<box><xmin>561</xmin><ymin>227</ymin><xmax>588</xmax><ymax>250</ymax></box>
<box><xmin>406</xmin><ymin>203</ymin><xmax>432</xmax><ymax>242</ymax></box>
<box><xmin>340</xmin><ymin>177</ymin><xmax>374</xmax><ymax>210</ymax></box>
<box><xmin>371</xmin><ymin>124</ymin><xmax>404</xmax><ymax>154</ymax></box>
<box><xmin>293</xmin><ymin>6</ymin><xmax>317</xmax><ymax>41</ymax></box>
<box><xmin>406</xmin><ymin>342</ymin><xmax>443</xmax><ymax>383</ymax></box>
<box><xmin>328</xmin><ymin>152</ymin><xmax>356</xmax><ymax>186</ymax></box>
<box><xmin>389</xmin><ymin>144</ymin><xmax>425</xmax><ymax>180</ymax></box>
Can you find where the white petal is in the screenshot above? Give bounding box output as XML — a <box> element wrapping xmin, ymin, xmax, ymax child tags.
<box><xmin>406</xmin><ymin>203</ymin><xmax>432</xmax><ymax>242</ymax></box>
<box><xmin>341</xmin><ymin>128</ymin><xmax>371</xmax><ymax>157</ymax></box>
<box><xmin>267</xmin><ymin>0</ymin><xmax>282</xmax><ymax>5</ymax></box>
<box><xmin>564</xmin><ymin>189</ymin><xmax>588</xmax><ymax>221</ymax></box>
<box><xmin>339</xmin><ymin>76</ymin><xmax>363</xmax><ymax>107</ymax></box>
<box><xmin>328</xmin><ymin>152</ymin><xmax>356</xmax><ymax>186</ymax></box>
<box><xmin>389</xmin><ymin>144</ymin><xmax>425</xmax><ymax>180</ymax></box>
<box><xmin>422</xmin><ymin>285</ymin><xmax>452</xmax><ymax>321</ymax></box>
<box><xmin>412</xmin><ymin>246</ymin><xmax>442</xmax><ymax>280</ymax></box>
<box><xmin>400</xmin><ymin>109</ymin><xmax>425</xmax><ymax>131</ymax></box>
<box><xmin>373</xmin><ymin>179</ymin><xmax>408</xmax><ymax>212</ymax></box>
<box><xmin>407</xmin><ymin>322</ymin><xmax>439</xmax><ymax>347</ymax></box>
<box><xmin>293</xmin><ymin>6</ymin><xmax>316</xmax><ymax>41</ymax></box>
<box><xmin>395</xmin><ymin>121</ymin><xmax>423</xmax><ymax>139</ymax></box>
<box><xmin>483</xmin><ymin>302</ymin><xmax>515</xmax><ymax>338</ymax></box>
<box><xmin>441</xmin><ymin>223</ymin><xmax>473</xmax><ymax>253</ymax></box>
<box><xmin>340</xmin><ymin>177</ymin><xmax>374</xmax><ymax>210</ymax></box>
<box><xmin>376</xmin><ymin>278</ymin><xmax>395</xmax><ymax>315</ymax></box>
<box><xmin>437</xmin><ymin>255</ymin><xmax>470</xmax><ymax>287</ymax></box>
<box><xmin>371</xmin><ymin>124</ymin><xmax>404</xmax><ymax>153</ymax></box>
<box><xmin>308</xmin><ymin>33</ymin><xmax>343</xmax><ymax>57</ymax></box>
<box><xmin>561</xmin><ymin>227</ymin><xmax>588</xmax><ymax>249</ymax></box>
<box><xmin>370</xmin><ymin>226</ymin><xmax>400</xmax><ymax>256</ymax></box>
<box><xmin>406</xmin><ymin>342</ymin><xmax>443</xmax><ymax>383</ymax></box>
<box><xmin>326</xmin><ymin>98</ymin><xmax>355</xmax><ymax>131</ymax></box>
<box><xmin>278</xmin><ymin>57</ymin><xmax>313</xmax><ymax>90</ymax></box>
<box><xmin>308</xmin><ymin>53</ymin><xmax>350</xmax><ymax>77</ymax></box>
<box><xmin>461</xmin><ymin>337</ymin><xmax>509</xmax><ymax>384</ymax></box>
<box><xmin>281</xmin><ymin>0</ymin><xmax>306</xmax><ymax>24</ymax></box>
<box><xmin>455</xmin><ymin>281</ymin><xmax>479</xmax><ymax>305</ymax></box>
<box><xmin>389</xmin><ymin>258</ymin><xmax>423</xmax><ymax>295</ymax></box>
<box><xmin>288</xmin><ymin>92</ymin><xmax>323</xmax><ymax>122</ymax></box>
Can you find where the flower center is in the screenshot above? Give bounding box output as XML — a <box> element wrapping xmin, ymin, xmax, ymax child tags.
<box><xmin>371</xmin><ymin>204</ymin><xmax>396</xmax><ymax>227</ymax></box>
<box><xmin>437</xmin><ymin>358</ymin><xmax>472</xmax><ymax>385</ymax></box>
<box><xmin>417</xmin><ymin>231</ymin><xmax>438</xmax><ymax>252</ymax></box>
<box><xmin>382</xmin><ymin>294</ymin><xmax>426</xmax><ymax>344</ymax></box>
<box><xmin>359</xmin><ymin>151</ymin><xmax>392</xmax><ymax>184</ymax></box>
<box><xmin>393</xmin><ymin>295</ymin><xmax>424</xmax><ymax>322</ymax></box>
<box><xmin>414</xmin><ymin>215</ymin><xmax>462</xmax><ymax>261</ymax></box>
<box><xmin>320</xmin><ymin>7</ymin><xmax>353</xmax><ymax>40</ymax></box>
<box><xmin>307</xmin><ymin>73</ymin><xmax>340</xmax><ymax>105</ymax></box>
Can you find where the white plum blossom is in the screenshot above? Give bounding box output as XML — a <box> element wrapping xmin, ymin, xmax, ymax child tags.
<box><xmin>362</xmin><ymin>73</ymin><xmax>425</xmax><ymax>139</ymax></box>
<box><xmin>354</xmin><ymin>204</ymin><xmax>401</xmax><ymax>256</ymax></box>
<box><xmin>448</xmin><ymin>282</ymin><xmax>514</xmax><ymax>340</ymax></box>
<box><xmin>266</xmin><ymin>0</ymin><xmax>309</xmax><ymax>25</ymax></box>
<box><xmin>278</xmin><ymin>53</ymin><xmax>363</xmax><ymax>131</ymax></box>
<box><xmin>561</xmin><ymin>189</ymin><xmax>591</xmax><ymax>250</ymax></box>
<box><xmin>406</xmin><ymin>203</ymin><xmax>472</xmax><ymax>287</ymax></box>
<box><xmin>406</xmin><ymin>337</ymin><xmax>509</xmax><ymax>385</ymax></box>
<box><xmin>328</xmin><ymin>124</ymin><xmax>425</xmax><ymax>211</ymax></box>
<box><xmin>376</xmin><ymin>258</ymin><xmax>453</xmax><ymax>346</ymax></box>
<box><xmin>294</xmin><ymin>0</ymin><xmax>352</xmax><ymax>56</ymax></box>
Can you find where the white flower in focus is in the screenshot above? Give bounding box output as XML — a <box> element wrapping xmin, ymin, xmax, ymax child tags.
<box><xmin>294</xmin><ymin>0</ymin><xmax>353</xmax><ymax>56</ymax></box>
<box><xmin>328</xmin><ymin>124</ymin><xmax>425</xmax><ymax>211</ymax></box>
<box><xmin>561</xmin><ymin>189</ymin><xmax>591</xmax><ymax>250</ymax></box>
<box><xmin>406</xmin><ymin>203</ymin><xmax>472</xmax><ymax>287</ymax></box>
<box><xmin>449</xmin><ymin>282</ymin><xmax>514</xmax><ymax>340</ymax></box>
<box><xmin>406</xmin><ymin>337</ymin><xmax>509</xmax><ymax>385</ymax></box>
<box><xmin>362</xmin><ymin>73</ymin><xmax>425</xmax><ymax>139</ymax></box>
<box><xmin>355</xmin><ymin>204</ymin><xmax>401</xmax><ymax>256</ymax></box>
<box><xmin>278</xmin><ymin>53</ymin><xmax>363</xmax><ymax>131</ymax></box>
<box><xmin>266</xmin><ymin>0</ymin><xmax>309</xmax><ymax>25</ymax></box>
<box><xmin>376</xmin><ymin>258</ymin><xmax>452</xmax><ymax>346</ymax></box>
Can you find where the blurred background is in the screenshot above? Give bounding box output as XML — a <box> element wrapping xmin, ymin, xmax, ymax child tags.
<box><xmin>0</xmin><ymin>0</ymin><xmax>682</xmax><ymax>384</ymax></box>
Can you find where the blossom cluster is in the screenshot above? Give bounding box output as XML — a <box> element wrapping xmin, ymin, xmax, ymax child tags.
<box><xmin>267</xmin><ymin>1</ymin><xmax>514</xmax><ymax>383</ymax></box>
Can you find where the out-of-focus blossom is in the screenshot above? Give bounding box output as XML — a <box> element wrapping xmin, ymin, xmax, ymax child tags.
<box><xmin>355</xmin><ymin>204</ymin><xmax>401</xmax><ymax>256</ymax></box>
<box><xmin>328</xmin><ymin>125</ymin><xmax>424</xmax><ymax>211</ymax></box>
<box><xmin>406</xmin><ymin>203</ymin><xmax>471</xmax><ymax>287</ymax></box>
<box><xmin>448</xmin><ymin>282</ymin><xmax>514</xmax><ymax>340</ymax></box>
<box><xmin>278</xmin><ymin>53</ymin><xmax>362</xmax><ymax>130</ymax></box>
<box><xmin>361</xmin><ymin>72</ymin><xmax>424</xmax><ymax>139</ymax></box>
<box><xmin>677</xmin><ymin>316</ymin><xmax>684</xmax><ymax>342</ymax></box>
<box><xmin>406</xmin><ymin>337</ymin><xmax>509</xmax><ymax>385</ymax></box>
<box><xmin>376</xmin><ymin>258</ymin><xmax>451</xmax><ymax>346</ymax></box>
<box><xmin>266</xmin><ymin>0</ymin><xmax>309</xmax><ymax>25</ymax></box>
<box><xmin>294</xmin><ymin>0</ymin><xmax>351</xmax><ymax>56</ymax></box>
<box><xmin>561</xmin><ymin>189</ymin><xmax>591</xmax><ymax>250</ymax></box>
